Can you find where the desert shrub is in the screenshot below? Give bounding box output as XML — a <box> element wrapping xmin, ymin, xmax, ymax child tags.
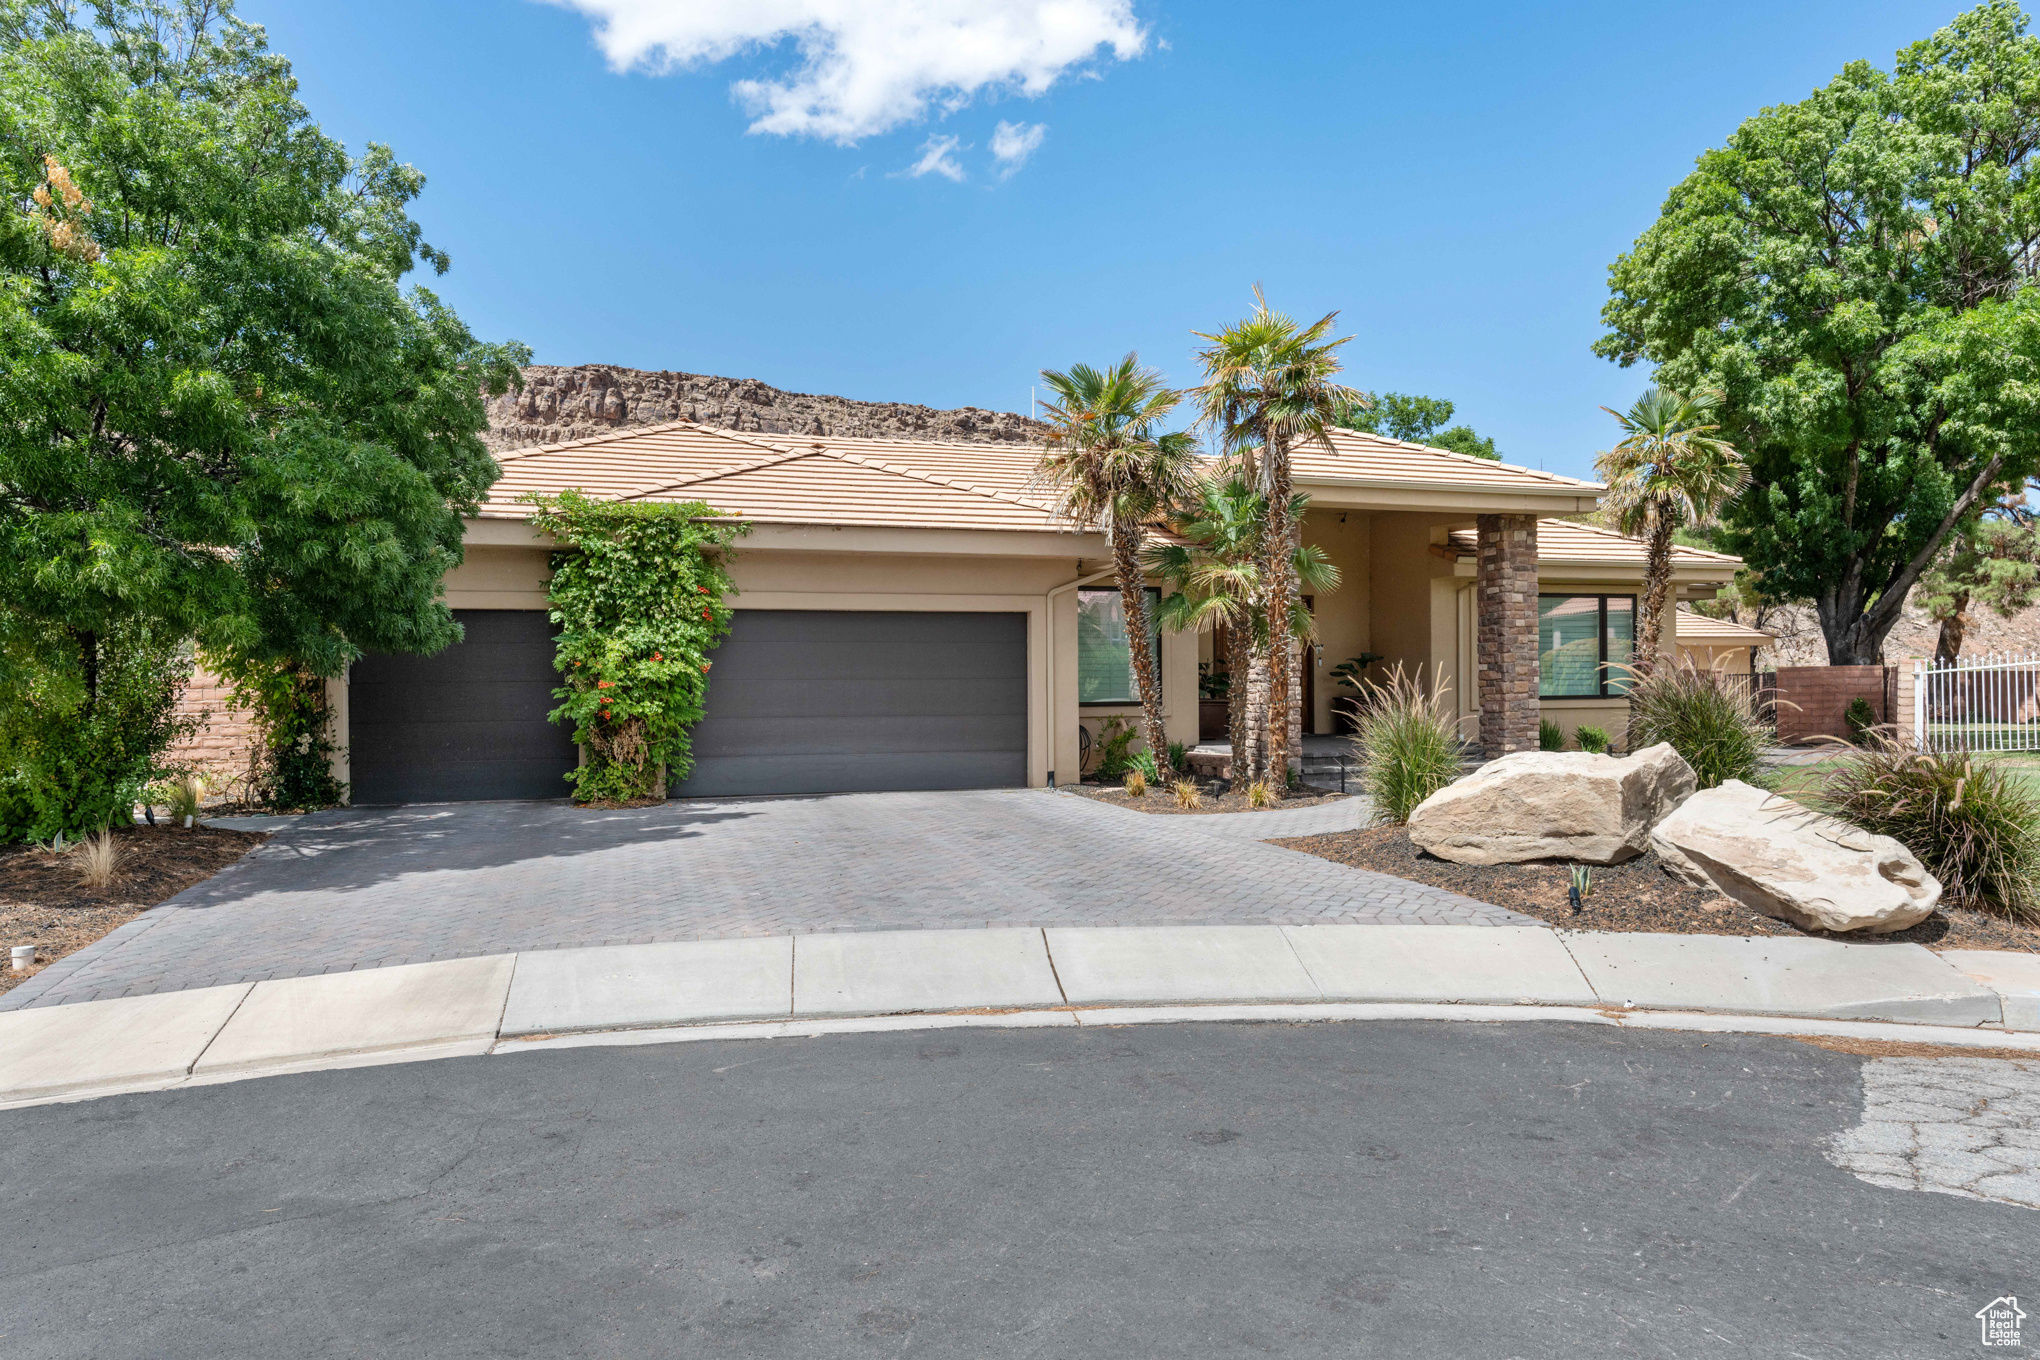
<box><xmin>1129</xmin><ymin>747</ymin><xmax>1161</xmax><ymax>783</ymax></box>
<box><xmin>1575</xmin><ymin>725</ymin><xmax>1612</xmax><ymax>754</ymax></box>
<box><xmin>1539</xmin><ymin>717</ymin><xmax>1565</xmax><ymax>751</ymax></box>
<box><xmin>1173</xmin><ymin>780</ymin><xmax>1202</xmax><ymax>809</ymax></box>
<box><xmin>1246</xmin><ymin>779</ymin><xmax>1274</xmax><ymax>809</ymax></box>
<box><xmin>1844</xmin><ymin>696</ymin><xmax>1878</xmax><ymax>744</ymax></box>
<box><xmin>1808</xmin><ymin>738</ymin><xmax>2039</xmax><ymax>918</ymax></box>
<box><xmin>0</xmin><ymin>617</ymin><xmax>196</xmax><ymax>841</ymax></box>
<box><xmin>1123</xmin><ymin>769</ymin><xmax>1147</xmax><ymax>797</ymax></box>
<box><xmin>1623</xmin><ymin>661</ymin><xmax>1769</xmax><ymax>789</ymax></box>
<box><xmin>1091</xmin><ymin>717</ymin><xmax>1137</xmax><ymax>781</ymax></box>
<box><xmin>1350</xmin><ymin>664</ymin><xmax>1461</xmax><ymax>825</ymax></box>
<box><xmin>1167</xmin><ymin>740</ymin><xmax>1187</xmax><ymax>772</ymax></box>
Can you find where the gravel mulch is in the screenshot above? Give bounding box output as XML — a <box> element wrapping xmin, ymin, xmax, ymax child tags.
<box><xmin>1273</xmin><ymin>825</ymin><xmax>2040</xmax><ymax>953</ymax></box>
<box><xmin>0</xmin><ymin>825</ymin><xmax>267</xmax><ymax>997</ymax></box>
<box><xmin>1066</xmin><ymin>783</ymin><xmax>1350</xmax><ymax>816</ymax></box>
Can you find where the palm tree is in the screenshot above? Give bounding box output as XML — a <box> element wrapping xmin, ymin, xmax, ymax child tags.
<box><xmin>1035</xmin><ymin>355</ymin><xmax>1201</xmax><ymax>779</ymax></box>
<box><xmin>1595</xmin><ymin>388</ymin><xmax>1748</xmax><ymax>681</ymax></box>
<box><xmin>1192</xmin><ymin>288</ymin><xmax>1358</xmax><ymax>785</ymax></box>
<box><xmin>1146</xmin><ymin>476</ymin><xmax>1339</xmax><ymax>786</ymax></box>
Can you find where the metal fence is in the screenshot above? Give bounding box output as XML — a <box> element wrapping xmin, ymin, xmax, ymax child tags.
<box><xmin>1912</xmin><ymin>652</ymin><xmax>2040</xmax><ymax>753</ymax></box>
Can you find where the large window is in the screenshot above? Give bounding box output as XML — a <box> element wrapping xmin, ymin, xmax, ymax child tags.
<box><xmin>1078</xmin><ymin>588</ymin><xmax>1162</xmax><ymax>705</ymax></box>
<box><xmin>1539</xmin><ymin>594</ymin><xmax>1635</xmax><ymax>698</ymax></box>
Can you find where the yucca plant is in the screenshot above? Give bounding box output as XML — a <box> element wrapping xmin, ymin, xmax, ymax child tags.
<box><xmin>1173</xmin><ymin>780</ymin><xmax>1203</xmax><ymax>809</ymax></box>
<box><xmin>1123</xmin><ymin>769</ymin><xmax>1148</xmax><ymax>798</ymax></box>
<box><xmin>1350</xmin><ymin>664</ymin><xmax>1462</xmax><ymax>825</ymax></box>
<box><xmin>1246</xmin><ymin>779</ymin><xmax>1275</xmax><ymax>809</ymax></box>
<box><xmin>1808</xmin><ymin>738</ymin><xmax>2039</xmax><ymax>918</ymax></box>
<box><xmin>1622</xmin><ymin>660</ymin><xmax>1769</xmax><ymax>789</ymax></box>
<box><xmin>1539</xmin><ymin>717</ymin><xmax>1565</xmax><ymax>752</ymax></box>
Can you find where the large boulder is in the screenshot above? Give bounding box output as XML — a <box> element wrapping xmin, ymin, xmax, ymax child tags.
<box><xmin>1407</xmin><ymin>743</ymin><xmax>1697</xmax><ymax>865</ymax></box>
<box><xmin>1648</xmin><ymin>780</ymin><xmax>1941</xmax><ymax>934</ymax></box>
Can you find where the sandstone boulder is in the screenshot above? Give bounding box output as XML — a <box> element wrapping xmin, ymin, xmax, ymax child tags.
<box><xmin>1648</xmin><ymin>780</ymin><xmax>1940</xmax><ymax>934</ymax></box>
<box><xmin>1406</xmin><ymin>743</ymin><xmax>1697</xmax><ymax>865</ymax></box>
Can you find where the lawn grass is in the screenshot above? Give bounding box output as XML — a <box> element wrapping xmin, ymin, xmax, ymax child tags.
<box><xmin>1764</xmin><ymin>748</ymin><xmax>2040</xmax><ymax>801</ymax></box>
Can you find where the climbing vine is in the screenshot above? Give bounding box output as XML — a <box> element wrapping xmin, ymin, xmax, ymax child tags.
<box><xmin>527</xmin><ymin>492</ymin><xmax>748</xmax><ymax>803</ymax></box>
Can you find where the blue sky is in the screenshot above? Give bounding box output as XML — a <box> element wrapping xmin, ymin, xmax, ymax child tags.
<box><xmin>253</xmin><ymin>0</ymin><xmax>1974</xmax><ymax>481</ymax></box>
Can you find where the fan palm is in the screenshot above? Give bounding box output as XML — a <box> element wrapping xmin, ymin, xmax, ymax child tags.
<box><xmin>1146</xmin><ymin>476</ymin><xmax>1339</xmax><ymax>785</ymax></box>
<box><xmin>1595</xmin><ymin>387</ymin><xmax>1748</xmax><ymax>681</ymax></box>
<box><xmin>1035</xmin><ymin>355</ymin><xmax>1201</xmax><ymax>778</ymax></box>
<box><xmin>1192</xmin><ymin>288</ymin><xmax>1358</xmax><ymax>783</ymax></box>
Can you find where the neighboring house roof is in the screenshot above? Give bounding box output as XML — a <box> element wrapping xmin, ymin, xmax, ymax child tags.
<box><xmin>1290</xmin><ymin>427</ymin><xmax>1604</xmax><ymax>496</ymax></box>
<box><xmin>1447</xmin><ymin>518</ymin><xmax>1742</xmax><ymax>573</ymax></box>
<box><xmin>1674</xmin><ymin>607</ymin><xmax>1774</xmax><ymax>645</ymax></box>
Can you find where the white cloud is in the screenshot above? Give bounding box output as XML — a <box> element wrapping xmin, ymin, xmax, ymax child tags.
<box><xmin>548</xmin><ymin>0</ymin><xmax>1146</xmax><ymax>144</ymax></box>
<box><xmin>898</xmin><ymin>134</ymin><xmax>967</xmax><ymax>182</ymax></box>
<box><xmin>990</xmin><ymin>120</ymin><xmax>1047</xmax><ymax>177</ymax></box>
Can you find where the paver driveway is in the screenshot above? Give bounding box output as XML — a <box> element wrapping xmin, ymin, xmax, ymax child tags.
<box><xmin>4</xmin><ymin>789</ymin><xmax>1530</xmax><ymax>1010</ymax></box>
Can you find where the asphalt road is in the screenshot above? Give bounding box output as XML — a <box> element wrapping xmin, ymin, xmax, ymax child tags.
<box><xmin>1</xmin><ymin>1020</ymin><xmax>2029</xmax><ymax>1359</ymax></box>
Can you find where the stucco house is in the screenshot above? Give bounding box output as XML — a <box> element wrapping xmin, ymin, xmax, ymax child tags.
<box><xmin>304</xmin><ymin>420</ymin><xmax>1756</xmax><ymax>803</ymax></box>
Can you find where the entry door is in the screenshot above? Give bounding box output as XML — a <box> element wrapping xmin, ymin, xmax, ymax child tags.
<box><xmin>670</xmin><ymin>610</ymin><xmax>1028</xmax><ymax>798</ymax></box>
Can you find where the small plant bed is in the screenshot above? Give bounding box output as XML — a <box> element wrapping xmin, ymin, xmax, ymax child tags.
<box><xmin>1273</xmin><ymin>826</ymin><xmax>2040</xmax><ymax>952</ymax></box>
<box><xmin>0</xmin><ymin>826</ymin><xmax>267</xmax><ymax>997</ymax></box>
<box><xmin>1065</xmin><ymin>782</ymin><xmax>1350</xmax><ymax>815</ymax></box>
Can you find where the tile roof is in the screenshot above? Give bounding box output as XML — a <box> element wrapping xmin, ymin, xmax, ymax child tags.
<box><xmin>1288</xmin><ymin>427</ymin><xmax>1603</xmax><ymax>495</ymax></box>
<box><xmin>482</xmin><ymin>421</ymin><xmax>1072</xmax><ymax>532</ymax></box>
<box><xmin>480</xmin><ymin>421</ymin><xmax>1609</xmax><ymax>533</ymax></box>
<box><xmin>1447</xmin><ymin>518</ymin><xmax>1742</xmax><ymax>572</ymax></box>
<box><xmin>1674</xmin><ymin>608</ymin><xmax>1775</xmax><ymax>644</ymax></box>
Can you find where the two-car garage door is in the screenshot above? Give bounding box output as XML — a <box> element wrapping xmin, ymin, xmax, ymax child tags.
<box><xmin>347</xmin><ymin>609</ymin><xmax>1028</xmax><ymax>804</ymax></box>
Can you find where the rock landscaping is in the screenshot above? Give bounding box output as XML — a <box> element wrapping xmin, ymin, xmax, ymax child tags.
<box><xmin>0</xmin><ymin>825</ymin><xmax>266</xmax><ymax>997</ymax></box>
<box><xmin>1276</xmin><ymin>825</ymin><xmax>2040</xmax><ymax>952</ymax></box>
<box><xmin>1651</xmin><ymin>780</ymin><xmax>1941</xmax><ymax>934</ymax></box>
<box><xmin>1406</xmin><ymin>743</ymin><xmax>1697</xmax><ymax>865</ymax></box>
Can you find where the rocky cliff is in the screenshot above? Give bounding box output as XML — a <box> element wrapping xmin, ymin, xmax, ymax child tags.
<box><xmin>485</xmin><ymin>364</ymin><xmax>1048</xmax><ymax>453</ymax></box>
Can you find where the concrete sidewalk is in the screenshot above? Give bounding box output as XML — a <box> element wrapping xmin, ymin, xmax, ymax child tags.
<box><xmin>0</xmin><ymin>925</ymin><xmax>2033</xmax><ymax>1109</ymax></box>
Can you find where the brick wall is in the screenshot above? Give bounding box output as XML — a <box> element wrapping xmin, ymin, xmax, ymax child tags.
<box><xmin>1773</xmin><ymin>664</ymin><xmax>1891</xmax><ymax>744</ymax></box>
<box><xmin>1476</xmin><ymin>514</ymin><xmax>1540</xmax><ymax>755</ymax></box>
<box><xmin>165</xmin><ymin>667</ymin><xmax>260</xmax><ymax>797</ymax></box>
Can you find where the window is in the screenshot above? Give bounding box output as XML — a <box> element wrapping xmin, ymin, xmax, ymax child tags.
<box><xmin>1539</xmin><ymin>595</ymin><xmax>1635</xmax><ymax>698</ymax></box>
<box><xmin>1078</xmin><ymin>588</ymin><xmax>1161</xmax><ymax>705</ymax></box>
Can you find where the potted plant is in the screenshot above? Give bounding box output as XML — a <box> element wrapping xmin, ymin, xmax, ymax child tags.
<box><xmin>1328</xmin><ymin>653</ymin><xmax>1384</xmax><ymax>734</ymax></box>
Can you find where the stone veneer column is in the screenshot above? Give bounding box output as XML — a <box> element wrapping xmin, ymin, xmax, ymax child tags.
<box><xmin>1475</xmin><ymin>514</ymin><xmax>1540</xmax><ymax>756</ymax></box>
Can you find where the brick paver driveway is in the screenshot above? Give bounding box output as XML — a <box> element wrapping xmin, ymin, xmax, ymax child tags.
<box><xmin>4</xmin><ymin>789</ymin><xmax>1531</xmax><ymax>1009</ymax></box>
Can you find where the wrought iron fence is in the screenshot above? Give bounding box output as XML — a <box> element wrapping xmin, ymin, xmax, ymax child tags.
<box><xmin>1912</xmin><ymin>652</ymin><xmax>2040</xmax><ymax>753</ymax></box>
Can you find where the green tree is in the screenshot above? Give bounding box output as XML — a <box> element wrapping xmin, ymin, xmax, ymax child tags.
<box><xmin>1917</xmin><ymin>505</ymin><xmax>2040</xmax><ymax>664</ymax></box>
<box><xmin>1145</xmin><ymin>477</ymin><xmax>1339</xmax><ymax>785</ymax></box>
<box><xmin>1035</xmin><ymin>355</ymin><xmax>1201</xmax><ymax>779</ymax></box>
<box><xmin>1194</xmin><ymin>290</ymin><xmax>1358</xmax><ymax>785</ymax></box>
<box><xmin>1595</xmin><ymin>388</ymin><xmax>1749</xmax><ymax>679</ymax></box>
<box><xmin>1597</xmin><ymin>1</ymin><xmax>2040</xmax><ymax>664</ymax></box>
<box><xmin>1335</xmin><ymin>391</ymin><xmax>1500</xmax><ymax>460</ymax></box>
<box><xmin>0</xmin><ymin>0</ymin><xmax>527</xmax><ymax>831</ymax></box>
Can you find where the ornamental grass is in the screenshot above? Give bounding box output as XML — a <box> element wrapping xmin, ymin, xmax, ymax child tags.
<box><xmin>1621</xmin><ymin>660</ymin><xmax>1770</xmax><ymax>789</ymax></box>
<box><xmin>1349</xmin><ymin>664</ymin><xmax>1461</xmax><ymax>825</ymax></box>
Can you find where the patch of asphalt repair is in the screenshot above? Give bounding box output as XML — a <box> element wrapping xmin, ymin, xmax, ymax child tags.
<box><xmin>1828</xmin><ymin>1056</ymin><xmax>2040</xmax><ymax>1210</ymax></box>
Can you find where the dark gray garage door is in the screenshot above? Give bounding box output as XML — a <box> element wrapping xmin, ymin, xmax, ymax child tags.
<box><xmin>671</xmin><ymin>610</ymin><xmax>1028</xmax><ymax>798</ymax></box>
<box><xmin>348</xmin><ymin>610</ymin><xmax>576</xmax><ymax>804</ymax></box>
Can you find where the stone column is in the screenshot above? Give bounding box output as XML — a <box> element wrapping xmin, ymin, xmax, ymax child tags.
<box><xmin>1476</xmin><ymin>514</ymin><xmax>1540</xmax><ymax>757</ymax></box>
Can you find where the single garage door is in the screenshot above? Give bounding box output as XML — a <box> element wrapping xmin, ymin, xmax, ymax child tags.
<box><xmin>671</xmin><ymin>610</ymin><xmax>1027</xmax><ymax>798</ymax></box>
<box><xmin>347</xmin><ymin>610</ymin><xmax>577</xmax><ymax>804</ymax></box>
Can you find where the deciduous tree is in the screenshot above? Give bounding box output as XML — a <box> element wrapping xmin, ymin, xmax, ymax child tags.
<box><xmin>1596</xmin><ymin>0</ymin><xmax>2040</xmax><ymax>664</ymax></box>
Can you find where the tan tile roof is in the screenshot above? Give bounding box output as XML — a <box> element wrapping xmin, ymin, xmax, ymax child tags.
<box><xmin>1289</xmin><ymin>428</ymin><xmax>1603</xmax><ymax>495</ymax></box>
<box><xmin>482</xmin><ymin>421</ymin><xmax>1072</xmax><ymax>532</ymax></box>
<box><xmin>1447</xmin><ymin>518</ymin><xmax>1742</xmax><ymax>572</ymax></box>
<box><xmin>480</xmin><ymin>421</ymin><xmax>1608</xmax><ymax>533</ymax></box>
<box><xmin>1674</xmin><ymin>607</ymin><xmax>1774</xmax><ymax>644</ymax></box>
